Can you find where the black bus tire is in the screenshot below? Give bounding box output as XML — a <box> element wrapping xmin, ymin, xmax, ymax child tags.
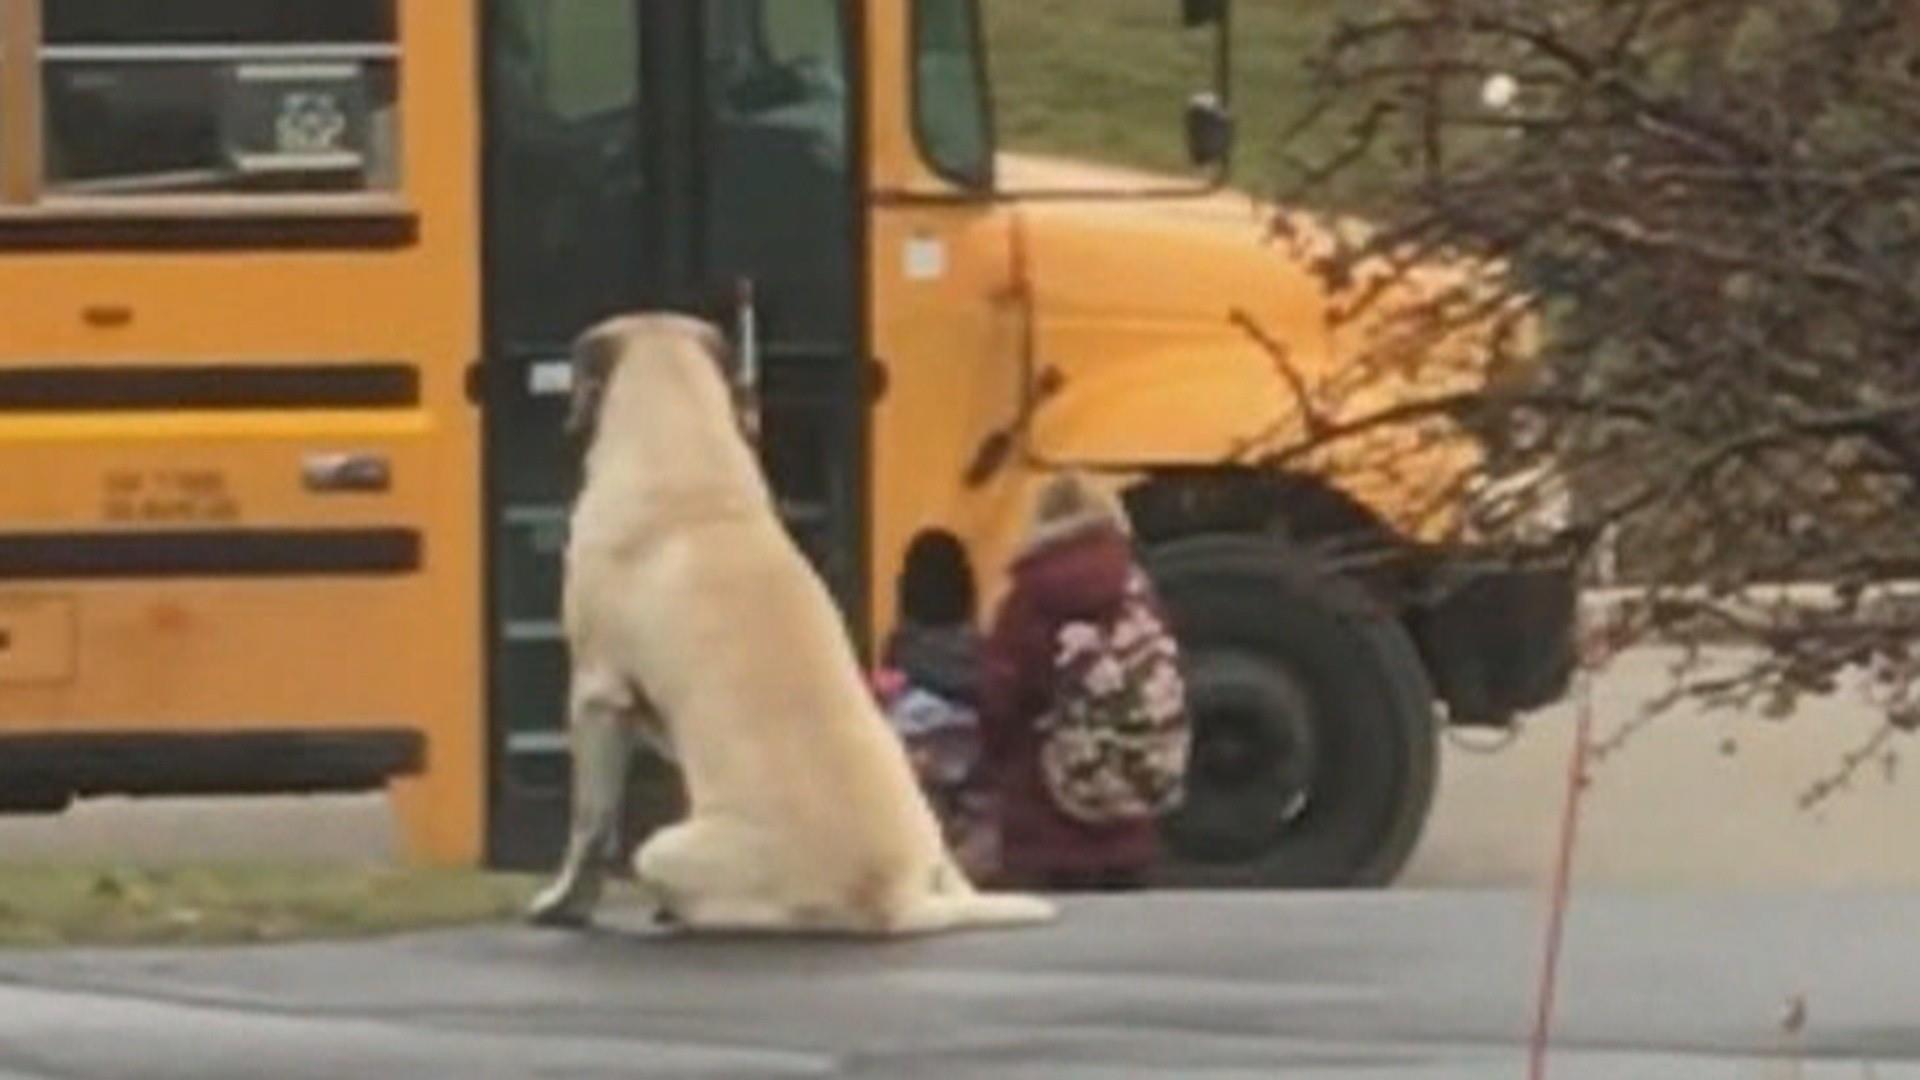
<box><xmin>1144</xmin><ymin>535</ymin><xmax>1439</xmax><ymax>889</ymax></box>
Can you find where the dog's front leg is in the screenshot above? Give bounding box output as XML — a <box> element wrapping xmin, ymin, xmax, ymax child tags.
<box><xmin>527</xmin><ymin>681</ymin><xmax>637</xmax><ymax>928</ymax></box>
<box><xmin>630</xmin><ymin>698</ymin><xmax>677</xmax><ymax>764</ymax></box>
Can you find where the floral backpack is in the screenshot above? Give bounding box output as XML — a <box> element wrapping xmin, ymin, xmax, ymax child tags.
<box><xmin>1036</xmin><ymin>569</ymin><xmax>1192</xmax><ymax>825</ymax></box>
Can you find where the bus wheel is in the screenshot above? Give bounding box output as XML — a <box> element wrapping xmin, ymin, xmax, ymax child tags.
<box><xmin>1144</xmin><ymin>535</ymin><xmax>1438</xmax><ymax>889</ymax></box>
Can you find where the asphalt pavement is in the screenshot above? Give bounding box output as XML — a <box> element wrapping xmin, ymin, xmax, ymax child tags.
<box><xmin>1</xmin><ymin>891</ymin><xmax>1916</xmax><ymax>1078</ymax></box>
<box><xmin>4</xmin><ymin>646</ymin><xmax>1920</xmax><ymax>1076</ymax></box>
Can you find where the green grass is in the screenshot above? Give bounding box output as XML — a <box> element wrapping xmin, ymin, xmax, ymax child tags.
<box><xmin>982</xmin><ymin>0</ymin><xmax>1356</xmax><ymax>201</ymax></box>
<box><xmin>0</xmin><ymin>863</ymin><xmax>551</xmax><ymax>948</ymax></box>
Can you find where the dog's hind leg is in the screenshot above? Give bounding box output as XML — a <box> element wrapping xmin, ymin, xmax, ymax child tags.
<box><xmin>527</xmin><ymin>674</ymin><xmax>642</xmax><ymax>928</ymax></box>
<box><xmin>633</xmin><ymin>818</ymin><xmax>800</xmax><ymax>933</ymax></box>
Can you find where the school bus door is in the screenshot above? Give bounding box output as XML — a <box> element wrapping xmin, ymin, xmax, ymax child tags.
<box><xmin>478</xmin><ymin>0</ymin><xmax>866</xmax><ymax>868</ymax></box>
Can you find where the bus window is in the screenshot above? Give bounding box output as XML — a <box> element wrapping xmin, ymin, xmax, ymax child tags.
<box><xmin>486</xmin><ymin>0</ymin><xmax>646</xmax><ymax>352</ymax></box>
<box><xmin>912</xmin><ymin>0</ymin><xmax>993</xmax><ymax>189</ymax></box>
<box><xmin>706</xmin><ymin>0</ymin><xmax>847</xmax><ymax>161</ymax></box>
<box><xmin>40</xmin><ymin>0</ymin><xmax>400</xmax><ymax>197</ymax></box>
<box><xmin>703</xmin><ymin>0</ymin><xmax>853</xmax><ymax>344</ymax></box>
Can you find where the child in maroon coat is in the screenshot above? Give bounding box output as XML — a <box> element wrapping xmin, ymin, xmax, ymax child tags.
<box><xmin>979</xmin><ymin>472</ymin><xmax>1164</xmax><ymax>892</ymax></box>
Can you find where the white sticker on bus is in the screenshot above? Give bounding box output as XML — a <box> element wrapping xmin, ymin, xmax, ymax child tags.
<box><xmin>904</xmin><ymin>235</ymin><xmax>947</xmax><ymax>281</ymax></box>
<box><xmin>528</xmin><ymin>360</ymin><xmax>572</xmax><ymax>397</ymax></box>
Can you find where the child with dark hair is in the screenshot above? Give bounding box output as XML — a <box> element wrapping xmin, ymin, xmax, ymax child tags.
<box><xmin>885</xmin><ymin>532</ymin><xmax>979</xmax><ymax>699</ymax></box>
<box><xmin>874</xmin><ymin>532</ymin><xmax>996</xmax><ymax>879</ymax></box>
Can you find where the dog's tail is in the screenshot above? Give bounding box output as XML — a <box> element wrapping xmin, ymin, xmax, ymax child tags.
<box><xmin>888</xmin><ymin>859</ymin><xmax>1056</xmax><ymax>934</ymax></box>
<box><xmin>895</xmin><ymin>889</ymin><xmax>1057</xmax><ymax>934</ymax></box>
<box><xmin>954</xmin><ymin>890</ymin><xmax>1059</xmax><ymax>927</ymax></box>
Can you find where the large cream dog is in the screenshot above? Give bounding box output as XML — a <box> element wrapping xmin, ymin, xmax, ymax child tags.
<box><xmin>527</xmin><ymin>313</ymin><xmax>1055</xmax><ymax>935</ymax></box>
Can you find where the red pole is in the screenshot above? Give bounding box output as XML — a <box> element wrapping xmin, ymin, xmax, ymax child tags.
<box><xmin>1528</xmin><ymin>669</ymin><xmax>1596</xmax><ymax>1080</ymax></box>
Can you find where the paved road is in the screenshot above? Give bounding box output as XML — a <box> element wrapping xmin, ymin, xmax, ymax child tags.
<box><xmin>4</xmin><ymin>649</ymin><xmax>1916</xmax><ymax>890</ymax></box>
<box><xmin>0</xmin><ymin>892</ymin><xmax>1915</xmax><ymax>1078</ymax></box>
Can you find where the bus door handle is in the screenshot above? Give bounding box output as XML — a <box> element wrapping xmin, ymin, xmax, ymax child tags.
<box><xmin>732</xmin><ymin>278</ymin><xmax>761</xmax><ymax>392</ymax></box>
<box><xmin>733</xmin><ymin>278</ymin><xmax>763</xmax><ymax>441</ymax></box>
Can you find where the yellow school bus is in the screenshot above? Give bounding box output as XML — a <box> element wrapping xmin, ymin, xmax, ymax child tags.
<box><xmin>0</xmin><ymin>0</ymin><xmax>1574</xmax><ymax>887</ymax></box>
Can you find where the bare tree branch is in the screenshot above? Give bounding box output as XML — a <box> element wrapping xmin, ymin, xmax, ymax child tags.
<box><xmin>1270</xmin><ymin>0</ymin><xmax>1920</xmax><ymax>798</ymax></box>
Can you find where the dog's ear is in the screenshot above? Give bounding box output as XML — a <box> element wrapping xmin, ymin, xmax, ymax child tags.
<box><xmin>565</xmin><ymin>323</ymin><xmax>625</xmax><ymax>440</ymax></box>
<box><xmin>694</xmin><ymin>321</ymin><xmax>739</xmax><ymax>388</ymax></box>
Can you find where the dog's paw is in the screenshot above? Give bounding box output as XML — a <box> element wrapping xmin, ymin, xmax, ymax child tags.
<box><xmin>526</xmin><ymin>904</ymin><xmax>592</xmax><ymax>930</ymax></box>
<box><xmin>630</xmin><ymin>876</ymin><xmax>681</xmax><ymax>931</ymax></box>
<box><xmin>526</xmin><ymin>883</ymin><xmax>597</xmax><ymax>930</ymax></box>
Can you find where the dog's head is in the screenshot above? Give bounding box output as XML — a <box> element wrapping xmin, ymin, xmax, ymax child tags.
<box><xmin>564</xmin><ymin>312</ymin><xmax>756</xmax><ymax>445</ymax></box>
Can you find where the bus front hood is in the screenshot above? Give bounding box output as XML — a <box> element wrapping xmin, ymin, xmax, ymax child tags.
<box><xmin>999</xmin><ymin>153</ymin><xmax>1521</xmax><ymax>540</ymax></box>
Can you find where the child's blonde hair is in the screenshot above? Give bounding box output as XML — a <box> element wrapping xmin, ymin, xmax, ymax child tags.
<box><xmin>1023</xmin><ymin>470</ymin><xmax>1132</xmax><ymax>549</ymax></box>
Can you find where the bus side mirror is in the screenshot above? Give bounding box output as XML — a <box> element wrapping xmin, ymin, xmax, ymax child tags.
<box><xmin>1184</xmin><ymin>93</ymin><xmax>1233</xmax><ymax>169</ymax></box>
<box><xmin>1181</xmin><ymin>0</ymin><xmax>1227</xmax><ymax>28</ymax></box>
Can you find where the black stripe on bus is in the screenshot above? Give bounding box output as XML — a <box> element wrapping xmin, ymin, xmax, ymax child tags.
<box><xmin>0</xmin><ymin>730</ymin><xmax>427</xmax><ymax>804</ymax></box>
<box><xmin>0</xmin><ymin>528</ymin><xmax>422</xmax><ymax>580</ymax></box>
<box><xmin>0</xmin><ymin>364</ymin><xmax>419</xmax><ymax>411</ymax></box>
<box><xmin>0</xmin><ymin>212</ymin><xmax>418</xmax><ymax>252</ymax></box>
